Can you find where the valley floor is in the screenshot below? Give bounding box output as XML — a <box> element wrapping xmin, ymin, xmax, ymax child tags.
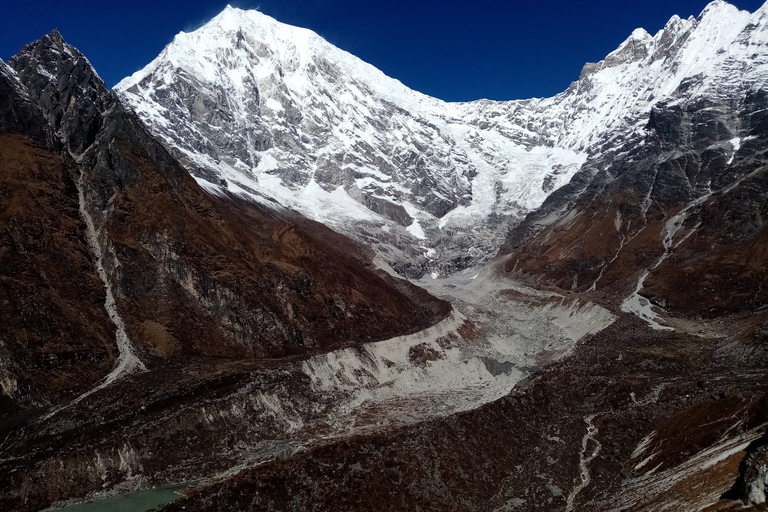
<box><xmin>1</xmin><ymin>264</ymin><xmax>765</xmax><ymax>512</ymax></box>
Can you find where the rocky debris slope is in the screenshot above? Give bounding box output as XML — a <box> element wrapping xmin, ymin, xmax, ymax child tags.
<box><xmin>117</xmin><ymin>1</ymin><xmax>768</xmax><ymax>278</ymax></box>
<box><xmin>0</xmin><ymin>258</ymin><xmax>618</xmax><ymax>511</ymax></box>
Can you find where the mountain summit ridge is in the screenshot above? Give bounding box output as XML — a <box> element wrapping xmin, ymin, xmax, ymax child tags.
<box><xmin>115</xmin><ymin>0</ymin><xmax>768</xmax><ymax>278</ymax></box>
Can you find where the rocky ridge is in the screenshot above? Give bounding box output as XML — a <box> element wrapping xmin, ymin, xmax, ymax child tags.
<box><xmin>500</xmin><ymin>3</ymin><xmax>768</xmax><ymax>323</ymax></box>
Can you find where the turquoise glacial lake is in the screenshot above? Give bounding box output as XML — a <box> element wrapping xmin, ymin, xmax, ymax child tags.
<box><xmin>48</xmin><ymin>484</ymin><xmax>186</xmax><ymax>512</ymax></box>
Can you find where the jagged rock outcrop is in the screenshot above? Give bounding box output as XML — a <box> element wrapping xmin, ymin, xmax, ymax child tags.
<box><xmin>11</xmin><ymin>29</ymin><xmax>110</xmax><ymax>156</ymax></box>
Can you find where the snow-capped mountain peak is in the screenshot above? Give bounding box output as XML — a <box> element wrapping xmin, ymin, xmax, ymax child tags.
<box><xmin>116</xmin><ymin>0</ymin><xmax>768</xmax><ymax>278</ymax></box>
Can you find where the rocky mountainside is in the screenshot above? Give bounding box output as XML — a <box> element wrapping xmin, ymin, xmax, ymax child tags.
<box><xmin>116</xmin><ymin>1</ymin><xmax>768</xmax><ymax>279</ymax></box>
<box><xmin>0</xmin><ymin>55</ymin><xmax>117</xmax><ymax>414</ymax></box>
<box><xmin>111</xmin><ymin>6</ymin><xmax>585</xmax><ymax>277</ymax></box>
<box><xmin>0</xmin><ymin>43</ymin><xmax>598</xmax><ymax>505</ymax></box>
<box><xmin>6</xmin><ymin>29</ymin><xmax>447</xmax><ymax>364</ymax></box>
<box><xmin>1</xmin><ymin>1</ymin><xmax>767</xmax><ymax>511</ymax></box>
<box><xmin>0</xmin><ymin>29</ymin><xmax>454</xmax><ymax>510</ymax></box>
<box><xmin>500</xmin><ymin>2</ymin><xmax>768</xmax><ymax>324</ymax></box>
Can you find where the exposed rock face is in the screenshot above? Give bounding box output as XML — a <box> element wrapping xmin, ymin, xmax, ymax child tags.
<box><xmin>6</xmin><ymin>31</ymin><xmax>448</xmax><ymax>363</ymax></box>
<box><xmin>499</xmin><ymin>5</ymin><xmax>768</xmax><ymax>324</ymax></box>
<box><xmin>739</xmin><ymin>433</ymin><xmax>768</xmax><ymax>505</ymax></box>
<box><xmin>0</xmin><ymin>60</ymin><xmax>57</xmax><ymax>148</ymax></box>
<box><xmin>10</xmin><ymin>30</ymin><xmax>109</xmax><ymax>156</ymax></box>
<box><xmin>501</xmin><ymin>93</ymin><xmax>768</xmax><ymax>318</ymax></box>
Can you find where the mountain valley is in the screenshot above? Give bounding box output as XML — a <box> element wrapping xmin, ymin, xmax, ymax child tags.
<box><xmin>1</xmin><ymin>1</ymin><xmax>767</xmax><ymax>511</ymax></box>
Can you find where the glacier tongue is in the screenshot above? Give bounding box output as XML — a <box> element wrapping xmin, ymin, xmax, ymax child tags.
<box><xmin>115</xmin><ymin>2</ymin><xmax>768</xmax><ymax>277</ymax></box>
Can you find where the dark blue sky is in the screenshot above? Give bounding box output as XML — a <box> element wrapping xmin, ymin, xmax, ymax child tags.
<box><xmin>3</xmin><ymin>0</ymin><xmax>765</xmax><ymax>102</ymax></box>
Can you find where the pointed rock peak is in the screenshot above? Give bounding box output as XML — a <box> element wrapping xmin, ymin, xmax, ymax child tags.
<box><xmin>662</xmin><ymin>14</ymin><xmax>685</xmax><ymax>30</ymax></box>
<box><xmin>156</xmin><ymin>3</ymin><xmax>327</xmax><ymax>77</ymax></box>
<box><xmin>604</xmin><ymin>26</ymin><xmax>653</xmax><ymax>67</ymax></box>
<box><xmin>658</xmin><ymin>12</ymin><xmax>695</xmax><ymax>40</ymax></box>
<box><xmin>14</xmin><ymin>27</ymin><xmax>80</xmax><ymax>62</ymax></box>
<box><xmin>203</xmin><ymin>4</ymin><xmax>303</xmax><ymax>36</ymax></box>
<box><xmin>48</xmin><ymin>28</ymin><xmax>65</xmax><ymax>45</ymax></box>
<box><xmin>212</xmin><ymin>4</ymin><xmax>248</xmax><ymax>21</ymax></box>
<box><xmin>8</xmin><ymin>28</ymin><xmax>110</xmax><ymax>155</ymax></box>
<box><xmin>27</xmin><ymin>28</ymin><xmax>70</xmax><ymax>54</ymax></box>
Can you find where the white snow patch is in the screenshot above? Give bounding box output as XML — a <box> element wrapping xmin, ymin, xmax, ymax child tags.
<box><xmin>727</xmin><ymin>137</ymin><xmax>741</xmax><ymax>165</ymax></box>
<box><xmin>76</xmin><ymin>181</ymin><xmax>147</xmax><ymax>388</ymax></box>
<box><xmin>565</xmin><ymin>414</ymin><xmax>602</xmax><ymax>512</ymax></box>
<box><xmin>43</xmin><ymin>173</ymin><xmax>148</xmax><ymax>421</ymax></box>
<box><xmin>632</xmin><ymin>432</ymin><xmax>657</xmax><ymax>460</ymax></box>
<box><xmin>621</xmin><ymin>271</ymin><xmax>673</xmax><ymax>331</ymax></box>
<box><xmin>265</xmin><ymin>97</ymin><xmax>283</xmax><ymax>111</ymax></box>
<box><xmin>116</xmin><ymin>0</ymin><xmax>768</xmax><ymax>280</ymax></box>
<box><xmin>406</xmin><ymin>219</ymin><xmax>426</xmax><ymax>240</ymax></box>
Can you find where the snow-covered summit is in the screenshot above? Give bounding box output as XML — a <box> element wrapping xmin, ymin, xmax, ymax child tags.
<box><xmin>116</xmin><ymin>0</ymin><xmax>768</xmax><ymax>277</ymax></box>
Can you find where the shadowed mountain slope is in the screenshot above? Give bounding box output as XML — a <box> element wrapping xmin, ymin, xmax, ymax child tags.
<box><xmin>0</xmin><ymin>30</ymin><xmax>448</xmax><ymax>426</ymax></box>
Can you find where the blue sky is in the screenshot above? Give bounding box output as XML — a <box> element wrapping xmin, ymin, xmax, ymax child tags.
<box><xmin>3</xmin><ymin>0</ymin><xmax>765</xmax><ymax>102</ymax></box>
